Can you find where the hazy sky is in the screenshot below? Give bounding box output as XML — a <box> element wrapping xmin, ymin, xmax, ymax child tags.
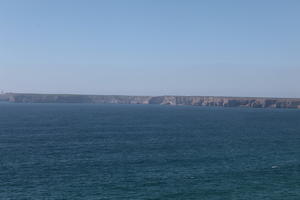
<box><xmin>0</xmin><ymin>0</ymin><xmax>299</xmax><ymax>97</ymax></box>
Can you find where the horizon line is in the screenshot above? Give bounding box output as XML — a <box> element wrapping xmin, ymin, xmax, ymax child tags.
<box><xmin>2</xmin><ymin>92</ymin><xmax>300</xmax><ymax>100</ymax></box>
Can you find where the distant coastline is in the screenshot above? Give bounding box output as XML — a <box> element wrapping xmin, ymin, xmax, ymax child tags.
<box><xmin>1</xmin><ymin>93</ymin><xmax>300</xmax><ymax>109</ymax></box>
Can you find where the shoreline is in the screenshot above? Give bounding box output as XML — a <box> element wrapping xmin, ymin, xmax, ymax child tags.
<box><xmin>1</xmin><ymin>93</ymin><xmax>300</xmax><ymax>109</ymax></box>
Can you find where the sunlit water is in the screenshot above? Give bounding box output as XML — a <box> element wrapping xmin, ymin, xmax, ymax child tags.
<box><xmin>0</xmin><ymin>103</ymin><xmax>299</xmax><ymax>199</ymax></box>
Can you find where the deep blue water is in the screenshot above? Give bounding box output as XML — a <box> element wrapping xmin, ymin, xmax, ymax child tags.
<box><xmin>0</xmin><ymin>103</ymin><xmax>299</xmax><ymax>200</ymax></box>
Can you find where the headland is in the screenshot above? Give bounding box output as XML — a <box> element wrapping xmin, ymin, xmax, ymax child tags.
<box><xmin>1</xmin><ymin>93</ymin><xmax>300</xmax><ymax>109</ymax></box>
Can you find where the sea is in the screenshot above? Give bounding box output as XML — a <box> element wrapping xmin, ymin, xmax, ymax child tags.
<box><xmin>0</xmin><ymin>103</ymin><xmax>299</xmax><ymax>200</ymax></box>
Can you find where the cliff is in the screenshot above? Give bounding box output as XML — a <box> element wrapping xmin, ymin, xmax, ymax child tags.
<box><xmin>1</xmin><ymin>93</ymin><xmax>300</xmax><ymax>109</ymax></box>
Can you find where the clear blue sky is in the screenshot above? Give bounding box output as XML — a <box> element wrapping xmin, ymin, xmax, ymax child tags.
<box><xmin>0</xmin><ymin>0</ymin><xmax>299</xmax><ymax>97</ymax></box>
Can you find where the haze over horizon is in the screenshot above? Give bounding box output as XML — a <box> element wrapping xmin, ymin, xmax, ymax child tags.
<box><xmin>0</xmin><ymin>0</ymin><xmax>299</xmax><ymax>98</ymax></box>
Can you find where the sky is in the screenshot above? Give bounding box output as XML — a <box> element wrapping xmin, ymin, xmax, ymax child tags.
<box><xmin>0</xmin><ymin>0</ymin><xmax>299</xmax><ymax>97</ymax></box>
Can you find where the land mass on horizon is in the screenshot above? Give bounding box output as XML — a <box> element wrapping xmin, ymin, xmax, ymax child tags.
<box><xmin>1</xmin><ymin>93</ymin><xmax>300</xmax><ymax>109</ymax></box>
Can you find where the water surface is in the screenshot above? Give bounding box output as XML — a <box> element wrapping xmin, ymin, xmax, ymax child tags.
<box><xmin>0</xmin><ymin>103</ymin><xmax>299</xmax><ymax>199</ymax></box>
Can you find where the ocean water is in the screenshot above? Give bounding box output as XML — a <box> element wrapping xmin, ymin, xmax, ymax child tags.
<box><xmin>0</xmin><ymin>103</ymin><xmax>299</xmax><ymax>200</ymax></box>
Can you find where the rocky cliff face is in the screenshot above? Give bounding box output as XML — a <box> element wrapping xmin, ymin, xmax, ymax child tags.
<box><xmin>3</xmin><ymin>93</ymin><xmax>152</xmax><ymax>105</ymax></box>
<box><xmin>0</xmin><ymin>93</ymin><xmax>10</xmax><ymax>102</ymax></box>
<box><xmin>1</xmin><ymin>93</ymin><xmax>300</xmax><ymax>109</ymax></box>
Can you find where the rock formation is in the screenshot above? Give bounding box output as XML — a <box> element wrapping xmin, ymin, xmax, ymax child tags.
<box><xmin>1</xmin><ymin>93</ymin><xmax>300</xmax><ymax>109</ymax></box>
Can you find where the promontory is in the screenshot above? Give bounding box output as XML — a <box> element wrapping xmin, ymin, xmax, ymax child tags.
<box><xmin>0</xmin><ymin>93</ymin><xmax>300</xmax><ymax>109</ymax></box>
